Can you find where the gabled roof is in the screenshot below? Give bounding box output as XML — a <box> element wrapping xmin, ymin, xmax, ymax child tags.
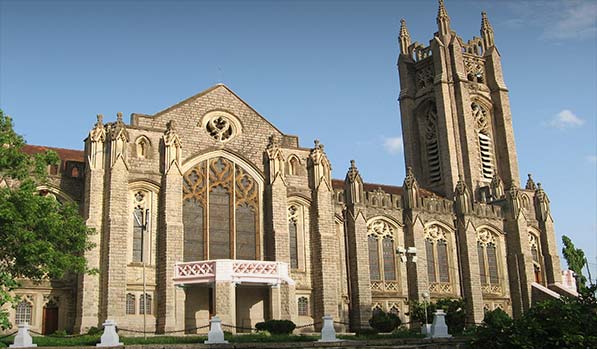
<box><xmin>148</xmin><ymin>84</ymin><xmax>286</xmax><ymax>136</ymax></box>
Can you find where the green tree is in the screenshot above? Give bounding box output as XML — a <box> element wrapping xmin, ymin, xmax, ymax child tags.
<box><xmin>0</xmin><ymin>110</ymin><xmax>94</xmax><ymax>329</ymax></box>
<box><xmin>471</xmin><ymin>285</ymin><xmax>597</xmax><ymax>348</ymax></box>
<box><xmin>562</xmin><ymin>235</ymin><xmax>587</xmax><ymax>290</ymax></box>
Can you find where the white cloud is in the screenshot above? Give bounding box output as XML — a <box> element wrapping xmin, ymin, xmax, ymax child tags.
<box><xmin>383</xmin><ymin>136</ymin><xmax>403</xmax><ymax>155</ymax></box>
<box><xmin>503</xmin><ymin>0</ymin><xmax>597</xmax><ymax>41</ymax></box>
<box><xmin>543</xmin><ymin>1</ymin><xmax>597</xmax><ymax>40</ymax></box>
<box><xmin>548</xmin><ymin>109</ymin><xmax>585</xmax><ymax>128</ymax></box>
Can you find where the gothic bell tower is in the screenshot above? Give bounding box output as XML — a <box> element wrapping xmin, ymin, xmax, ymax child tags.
<box><xmin>397</xmin><ymin>0</ymin><xmax>520</xmax><ymax>199</ymax></box>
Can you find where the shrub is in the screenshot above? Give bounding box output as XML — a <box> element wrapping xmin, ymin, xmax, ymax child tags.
<box><xmin>408</xmin><ymin>298</ymin><xmax>466</xmax><ymax>334</ymax></box>
<box><xmin>86</xmin><ymin>326</ymin><xmax>101</xmax><ymax>335</ymax></box>
<box><xmin>50</xmin><ymin>329</ymin><xmax>68</xmax><ymax>337</ymax></box>
<box><xmin>254</xmin><ymin>319</ymin><xmax>296</xmax><ymax>335</ymax></box>
<box><xmin>368</xmin><ymin>310</ymin><xmax>401</xmax><ymax>333</ymax></box>
<box><xmin>470</xmin><ymin>308</ymin><xmax>513</xmax><ymax>348</ymax></box>
<box><xmin>354</xmin><ymin>327</ymin><xmax>379</xmax><ymax>337</ymax></box>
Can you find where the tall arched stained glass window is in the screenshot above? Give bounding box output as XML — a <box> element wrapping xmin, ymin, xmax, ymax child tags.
<box><xmin>182</xmin><ymin>156</ymin><xmax>261</xmax><ymax>260</ymax></box>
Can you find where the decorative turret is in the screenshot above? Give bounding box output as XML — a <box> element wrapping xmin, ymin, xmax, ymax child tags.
<box><xmin>525</xmin><ymin>173</ymin><xmax>537</xmax><ymax>190</ymax></box>
<box><xmin>534</xmin><ymin>183</ymin><xmax>550</xmax><ymax>221</ymax></box>
<box><xmin>87</xmin><ymin>114</ymin><xmax>106</xmax><ymax>170</ymax></box>
<box><xmin>163</xmin><ymin>120</ymin><xmax>182</xmax><ymax>174</ymax></box>
<box><xmin>437</xmin><ymin>0</ymin><xmax>451</xmax><ymax>36</ymax></box>
<box><xmin>506</xmin><ymin>184</ymin><xmax>521</xmax><ymax>217</ymax></box>
<box><xmin>399</xmin><ymin>19</ymin><xmax>411</xmax><ymax>54</ymax></box>
<box><xmin>402</xmin><ymin>167</ymin><xmax>420</xmax><ymax>209</ymax></box>
<box><xmin>344</xmin><ymin>160</ymin><xmax>363</xmax><ymax>204</ymax></box>
<box><xmin>480</xmin><ymin>11</ymin><xmax>494</xmax><ymax>48</ymax></box>
<box><xmin>309</xmin><ymin>139</ymin><xmax>331</xmax><ymax>190</ymax></box>
<box><xmin>454</xmin><ymin>176</ymin><xmax>472</xmax><ymax>214</ymax></box>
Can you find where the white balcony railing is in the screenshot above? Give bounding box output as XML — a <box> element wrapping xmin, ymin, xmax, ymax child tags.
<box><xmin>173</xmin><ymin>259</ymin><xmax>294</xmax><ymax>286</ymax></box>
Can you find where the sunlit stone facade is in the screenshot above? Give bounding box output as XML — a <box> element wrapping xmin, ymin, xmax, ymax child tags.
<box><xmin>5</xmin><ymin>2</ymin><xmax>571</xmax><ymax>335</ymax></box>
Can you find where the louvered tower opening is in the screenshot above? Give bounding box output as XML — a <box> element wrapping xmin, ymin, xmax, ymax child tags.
<box><xmin>425</xmin><ymin>105</ymin><xmax>442</xmax><ymax>184</ymax></box>
<box><xmin>478</xmin><ymin>132</ymin><xmax>493</xmax><ymax>181</ymax></box>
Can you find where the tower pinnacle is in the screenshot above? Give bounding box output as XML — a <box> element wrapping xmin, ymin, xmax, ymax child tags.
<box><xmin>480</xmin><ymin>11</ymin><xmax>495</xmax><ymax>48</ymax></box>
<box><xmin>399</xmin><ymin>18</ymin><xmax>411</xmax><ymax>54</ymax></box>
<box><xmin>437</xmin><ymin>0</ymin><xmax>451</xmax><ymax>36</ymax></box>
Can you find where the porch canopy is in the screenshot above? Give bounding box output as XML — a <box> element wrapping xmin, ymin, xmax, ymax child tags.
<box><xmin>173</xmin><ymin>259</ymin><xmax>295</xmax><ymax>286</ymax></box>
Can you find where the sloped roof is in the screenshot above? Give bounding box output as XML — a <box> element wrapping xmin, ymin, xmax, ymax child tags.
<box><xmin>22</xmin><ymin>144</ymin><xmax>84</xmax><ymax>162</ymax></box>
<box><xmin>332</xmin><ymin>178</ymin><xmax>440</xmax><ymax>198</ymax></box>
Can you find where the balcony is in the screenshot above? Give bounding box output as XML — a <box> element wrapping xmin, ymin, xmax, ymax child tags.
<box><xmin>173</xmin><ymin>259</ymin><xmax>294</xmax><ymax>286</ymax></box>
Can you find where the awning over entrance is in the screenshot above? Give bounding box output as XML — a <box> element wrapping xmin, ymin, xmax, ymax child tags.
<box><xmin>173</xmin><ymin>259</ymin><xmax>295</xmax><ymax>286</ymax></box>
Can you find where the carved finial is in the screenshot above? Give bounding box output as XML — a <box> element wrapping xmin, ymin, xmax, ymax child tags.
<box><xmin>437</xmin><ymin>0</ymin><xmax>451</xmax><ymax>35</ymax></box>
<box><xmin>525</xmin><ymin>173</ymin><xmax>537</xmax><ymax>190</ymax></box>
<box><xmin>399</xmin><ymin>18</ymin><xmax>411</xmax><ymax>54</ymax></box>
<box><xmin>116</xmin><ymin>112</ymin><xmax>123</xmax><ymax>123</ymax></box>
<box><xmin>96</xmin><ymin>114</ymin><xmax>103</xmax><ymax>125</ymax></box>
<box><xmin>537</xmin><ymin>182</ymin><xmax>542</xmax><ymax>190</ymax></box>
<box><xmin>346</xmin><ymin>160</ymin><xmax>361</xmax><ymax>183</ymax></box>
<box><xmin>314</xmin><ymin>139</ymin><xmax>320</xmax><ymax>148</ymax></box>
<box><xmin>480</xmin><ymin>10</ymin><xmax>494</xmax><ymax>48</ymax></box>
<box><xmin>403</xmin><ymin>166</ymin><xmax>417</xmax><ymax>188</ymax></box>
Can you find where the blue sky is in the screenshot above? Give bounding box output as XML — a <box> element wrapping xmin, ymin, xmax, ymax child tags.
<box><xmin>1</xmin><ymin>0</ymin><xmax>595</xmax><ymax>275</ymax></box>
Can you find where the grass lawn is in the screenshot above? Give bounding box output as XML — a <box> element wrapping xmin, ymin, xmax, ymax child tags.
<box><xmin>0</xmin><ymin>332</ymin><xmax>319</xmax><ymax>347</ymax></box>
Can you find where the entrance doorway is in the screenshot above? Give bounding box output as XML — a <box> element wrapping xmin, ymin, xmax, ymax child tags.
<box><xmin>42</xmin><ymin>303</ymin><xmax>58</xmax><ymax>335</ymax></box>
<box><xmin>235</xmin><ymin>285</ymin><xmax>269</xmax><ymax>333</ymax></box>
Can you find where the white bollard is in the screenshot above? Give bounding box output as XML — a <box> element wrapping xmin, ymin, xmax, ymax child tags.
<box><xmin>420</xmin><ymin>323</ymin><xmax>432</xmax><ymax>338</ymax></box>
<box><xmin>9</xmin><ymin>322</ymin><xmax>37</xmax><ymax>348</ymax></box>
<box><xmin>318</xmin><ymin>315</ymin><xmax>340</xmax><ymax>342</ymax></box>
<box><xmin>96</xmin><ymin>320</ymin><xmax>123</xmax><ymax>347</ymax></box>
<box><xmin>204</xmin><ymin>316</ymin><xmax>228</xmax><ymax>344</ymax></box>
<box><xmin>430</xmin><ymin>309</ymin><xmax>452</xmax><ymax>338</ymax></box>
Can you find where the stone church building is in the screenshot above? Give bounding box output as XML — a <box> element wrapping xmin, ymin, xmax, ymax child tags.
<box><xmin>7</xmin><ymin>1</ymin><xmax>573</xmax><ymax>335</ymax></box>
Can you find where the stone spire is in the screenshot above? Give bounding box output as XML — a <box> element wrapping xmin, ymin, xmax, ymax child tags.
<box><xmin>399</xmin><ymin>18</ymin><xmax>411</xmax><ymax>54</ymax></box>
<box><xmin>344</xmin><ymin>160</ymin><xmax>363</xmax><ymax>204</ymax></box>
<box><xmin>535</xmin><ymin>182</ymin><xmax>550</xmax><ymax>221</ymax></box>
<box><xmin>525</xmin><ymin>173</ymin><xmax>536</xmax><ymax>190</ymax></box>
<box><xmin>480</xmin><ymin>11</ymin><xmax>494</xmax><ymax>48</ymax></box>
<box><xmin>402</xmin><ymin>166</ymin><xmax>420</xmax><ymax>209</ymax></box>
<box><xmin>437</xmin><ymin>0</ymin><xmax>451</xmax><ymax>36</ymax></box>
<box><xmin>108</xmin><ymin>112</ymin><xmax>129</xmax><ymax>167</ymax></box>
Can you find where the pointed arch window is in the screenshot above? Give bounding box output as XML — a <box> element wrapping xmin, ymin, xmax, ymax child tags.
<box><xmin>139</xmin><ymin>293</ymin><xmax>152</xmax><ymax>315</ymax></box>
<box><xmin>15</xmin><ymin>300</ymin><xmax>32</xmax><ymax>325</ymax></box>
<box><xmin>288</xmin><ymin>205</ymin><xmax>299</xmax><ymax>269</ymax></box>
<box><xmin>477</xmin><ymin>229</ymin><xmax>502</xmax><ymax>294</ymax></box>
<box><xmin>367</xmin><ymin>219</ymin><xmax>399</xmax><ymax>290</ymax></box>
<box><xmin>126</xmin><ymin>294</ymin><xmax>136</xmax><ymax>315</ymax></box>
<box><xmin>297</xmin><ymin>296</ymin><xmax>309</xmax><ymax>316</ymax></box>
<box><xmin>135</xmin><ymin>136</ymin><xmax>150</xmax><ymax>159</ymax></box>
<box><xmin>425</xmin><ymin>224</ymin><xmax>453</xmax><ymax>294</ymax></box>
<box><xmin>183</xmin><ymin>156</ymin><xmax>261</xmax><ymax>261</ymax></box>
<box><xmin>131</xmin><ymin>190</ymin><xmax>152</xmax><ymax>264</ymax></box>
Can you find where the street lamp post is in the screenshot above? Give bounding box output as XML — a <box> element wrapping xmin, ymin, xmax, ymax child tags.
<box><xmin>422</xmin><ymin>291</ymin><xmax>430</xmax><ymax>336</ymax></box>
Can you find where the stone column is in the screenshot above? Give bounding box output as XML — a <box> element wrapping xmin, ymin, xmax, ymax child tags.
<box><xmin>279</xmin><ymin>282</ymin><xmax>297</xmax><ymax>321</ymax></box>
<box><xmin>343</xmin><ymin>161</ymin><xmax>372</xmax><ymax>331</ymax></box>
<box><xmin>454</xmin><ymin>180</ymin><xmax>484</xmax><ymax>324</ymax></box>
<box><xmin>534</xmin><ymin>184</ymin><xmax>561</xmax><ymax>285</ymax></box>
<box><xmin>214</xmin><ymin>282</ymin><xmax>236</xmax><ymax>332</ymax></box>
<box><xmin>402</xmin><ymin>170</ymin><xmax>429</xmax><ymax>304</ymax></box>
<box><xmin>264</xmin><ymin>135</ymin><xmax>289</xmax><ymax>263</ymax></box>
<box><xmin>157</xmin><ymin>120</ymin><xmax>185</xmax><ymax>333</ymax></box>
<box><xmin>309</xmin><ymin>141</ymin><xmax>339</xmax><ymax>330</ymax></box>
<box><xmin>504</xmin><ymin>187</ymin><xmax>535</xmax><ymax>318</ymax></box>
<box><xmin>75</xmin><ymin>115</ymin><xmax>105</xmax><ymax>332</ymax></box>
<box><xmin>101</xmin><ymin>113</ymin><xmax>130</xmax><ymax>324</ymax></box>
